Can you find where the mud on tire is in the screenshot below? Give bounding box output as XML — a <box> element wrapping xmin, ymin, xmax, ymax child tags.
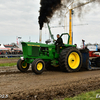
<box><xmin>32</xmin><ymin>59</ymin><xmax>45</xmax><ymax>74</ymax></box>
<box><xmin>59</xmin><ymin>47</ymin><xmax>82</xmax><ymax>72</ymax></box>
<box><xmin>17</xmin><ymin>59</ymin><xmax>29</xmax><ymax>72</ymax></box>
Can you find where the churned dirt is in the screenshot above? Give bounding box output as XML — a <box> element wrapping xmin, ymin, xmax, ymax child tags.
<box><xmin>0</xmin><ymin>58</ymin><xmax>19</xmax><ymax>64</ymax></box>
<box><xmin>0</xmin><ymin>65</ymin><xmax>100</xmax><ymax>100</ymax></box>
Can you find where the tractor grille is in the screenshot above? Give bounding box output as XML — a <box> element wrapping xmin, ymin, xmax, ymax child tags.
<box><xmin>32</xmin><ymin>46</ymin><xmax>39</xmax><ymax>57</ymax></box>
<box><xmin>27</xmin><ymin>46</ymin><xmax>39</xmax><ymax>57</ymax></box>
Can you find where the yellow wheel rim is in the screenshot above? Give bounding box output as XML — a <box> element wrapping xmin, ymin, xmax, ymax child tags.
<box><xmin>22</xmin><ymin>61</ymin><xmax>27</xmax><ymax>69</ymax></box>
<box><xmin>68</xmin><ymin>52</ymin><xmax>80</xmax><ymax>69</ymax></box>
<box><xmin>37</xmin><ymin>63</ymin><xmax>43</xmax><ymax>71</ymax></box>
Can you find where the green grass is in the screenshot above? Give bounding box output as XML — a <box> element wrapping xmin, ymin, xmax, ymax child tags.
<box><xmin>64</xmin><ymin>89</ymin><xmax>100</xmax><ymax>100</ymax></box>
<box><xmin>0</xmin><ymin>57</ymin><xmax>19</xmax><ymax>59</ymax></box>
<box><xmin>0</xmin><ymin>63</ymin><xmax>17</xmax><ymax>67</ymax></box>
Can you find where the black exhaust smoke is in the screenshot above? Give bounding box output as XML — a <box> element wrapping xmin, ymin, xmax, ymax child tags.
<box><xmin>38</xmin><ymin>0</ymin><xmax>62</xmax><ymax>30</ymax></box>
<box><xmin>38</xmin><ymin>0</ymin><xmax>100</xmax><ymax>30</ymax></box>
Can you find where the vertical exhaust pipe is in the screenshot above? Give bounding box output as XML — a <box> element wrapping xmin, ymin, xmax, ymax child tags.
<box><xmin>39</xmin><ymin>30</ymin><xmax>42</xmax><ymax>43</ymax></box>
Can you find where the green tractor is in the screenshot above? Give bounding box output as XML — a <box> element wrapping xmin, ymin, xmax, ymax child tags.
<box><xmin>17</xmin><ymin>23</ymin><xmax>82</xmax><ymax>74</ymax></box>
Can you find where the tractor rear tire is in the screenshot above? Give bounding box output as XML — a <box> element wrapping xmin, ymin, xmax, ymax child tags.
<box><xmin>32</xmin><ymin>59</ymin><xmax>45</xmax><ymax>74</ymax></box>
<box><xmin>17</xmin><ymin>59</ymin><xmax>30</xmax><ymax>72</ymax></box>
<box><xmin>59</xmin><ymin>47</ymin><xmax>82</xmax><ymax>72</ymax></box>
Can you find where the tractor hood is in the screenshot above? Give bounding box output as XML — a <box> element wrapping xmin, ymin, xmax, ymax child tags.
<box><xmin>21</xmin><ymin>42</ymin><xmax>55</xmax><ymax>48</ymax></box>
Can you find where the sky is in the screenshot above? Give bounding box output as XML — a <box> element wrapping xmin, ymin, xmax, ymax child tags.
<box><xmin>0</xmin><ymin>0</ymin><xmax>100</xmax><ymax>47</ymax></box>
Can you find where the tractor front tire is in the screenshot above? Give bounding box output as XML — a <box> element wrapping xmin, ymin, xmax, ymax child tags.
<box><xmin>17</xmin><ymin>59</ymin><xmax>30</xmax><ymax>72</ymax></box>
<box><xmin>59</xmin><ymin>47</ymin><xmax>82</xmax><ymax>72</ymax></box>
<box><xmin>32</xmin><ymin>59</ymin><xmax>45</xmax><ymax>74</ymax></box>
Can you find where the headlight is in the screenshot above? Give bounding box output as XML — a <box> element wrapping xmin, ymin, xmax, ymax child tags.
<box><xmin>21</xmin><ymin>57</ymin><xmax>24</xmax><ymax>60</ymax></box>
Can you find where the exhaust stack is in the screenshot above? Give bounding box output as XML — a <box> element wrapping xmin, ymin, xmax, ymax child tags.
<box><xmin>39</xmin><ymin>30</ymin><xmax>42</xmax><ymax>43</ymax></box>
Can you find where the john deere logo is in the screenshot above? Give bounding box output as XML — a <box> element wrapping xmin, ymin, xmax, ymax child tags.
<box><xmin>28</xmin><ymin>44</ymin><xmax>40</xmax><ymax>47</ymax></box>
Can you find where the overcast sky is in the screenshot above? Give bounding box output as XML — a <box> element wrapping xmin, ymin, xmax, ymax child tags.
<box><xmin>0</xmin><ymin>0</ymin><xmax>100</xmax><ymax>47</ymax></box>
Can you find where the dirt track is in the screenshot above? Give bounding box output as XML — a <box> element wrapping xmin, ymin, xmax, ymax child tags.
<box><xmin>0</xmin><ymin>66</ymin><xmax>100</xmax><ymax>100</ymax></box>
<box><xmin>0</xmin><ymin>58</ymin><xmax>19</xmax><ymax>64</ymax></box>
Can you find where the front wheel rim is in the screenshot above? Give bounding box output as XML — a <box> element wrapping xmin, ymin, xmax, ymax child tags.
<box><xmin>22</xmin><ymin>61</ymin><xmax>27</xmax><ymax>69</ymax></box>
<box><xmin>37</xmin><ymin>62</ymin><xmax>43</xmax><ymax>71</ymax></box>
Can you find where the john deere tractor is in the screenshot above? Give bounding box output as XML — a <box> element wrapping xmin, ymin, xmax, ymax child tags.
<box><xmin>17</xmin><ymin>23</ymin><xmax>82</xmax><ymax>74</ymax></box>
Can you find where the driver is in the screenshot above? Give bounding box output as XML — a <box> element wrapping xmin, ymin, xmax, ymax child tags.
<box><xmin>55</xmin><ymin>34</ymin><xmax>63</xmax><ymax>54</ymax></box>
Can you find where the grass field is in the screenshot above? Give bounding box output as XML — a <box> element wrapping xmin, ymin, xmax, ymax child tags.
<box><xmin>0</xmin><ymin>57</ymin><xmax>20</xmax><ymax>59</ymax></box>
<box><xmin>0</xmin><ymin>57</ymin><xmax>19</xmax><ymax>67</ymax></box>
<box><xmin>64</xmin><ymin>89</ymin><xmax>100</xmax><ymax>100</ymax></box>
<box><xmin>0</xmin><ymin>63</ymin><xmax>17</xmax><ymax>67</ymax></box>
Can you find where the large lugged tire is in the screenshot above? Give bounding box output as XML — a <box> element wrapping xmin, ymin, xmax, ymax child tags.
<box><xmin>32</xmin><ymin>59</ymin><xmax>45</xmax><ymax>74</ymax></box>
<box><xmin>59</xmin><ymin>47</ymin><xmax>82</xmax><ymax>72</ymax></box>
<box><xmin>17</xmin><ymin>59</ymin><xmax>30</xmax><ymax>72</ymax></box>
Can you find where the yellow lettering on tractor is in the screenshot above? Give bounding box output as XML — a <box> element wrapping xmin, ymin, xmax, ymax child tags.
<box><xmin>27</xmin><ymin>44</ymin><xmax>40</xmax><ymax>47</ymax></box>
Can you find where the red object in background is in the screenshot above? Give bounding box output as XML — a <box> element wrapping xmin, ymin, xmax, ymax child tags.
<box><xmin>89</xmin><ymin>51</ymin><xmax>100</xmax><ymax>57</ymax></box>
<box><xmin>17</xmin><ymin>38</ymin><xmax>19</xmax><ymax>45</ymax></box>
